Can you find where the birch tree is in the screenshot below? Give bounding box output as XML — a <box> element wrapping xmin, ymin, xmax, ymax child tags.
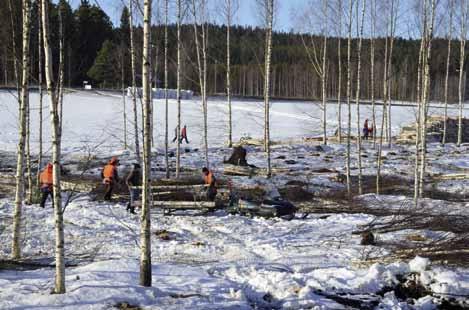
<box><xmin>129</xmin><ymin>0</ymin><xmax>141</xmax><ymax>163</ymax></box>
<box><xmin>414</xmin><ymin>15</ymin><xmax>426</xmax><ymax>203</ymax></box>
<box><xmin>262</xmin><ymin>0</ymin><xmax>274</xmax><ymax>178</ymax></box>
<box><xmin>337</xmin><ymin>0</ymin><xmax>343</xmax><ymax>144</ymax></box>
<box><xmin>140</xmin><ymin>0</ymin><xmax>153</xmax><ymax>287</ymax></box>
<box><xmin>164</xmin><ymin>0</ymin><xmax>170</xmax><ymax>178</ymax></box>
<box><xmin>37</xmin><ymin>0</ymin><xmax>44</xmax><ymax>186</ymax></box>
<box><xmin>12</xmin><ymin>0</ymin><xmax>32</xmax><ymax>260</ymax></box>
<box><xmin>418</xmin><ymin>0</ymin><xmax>436</xmax><ymax>198</ymax></box>
<box><xmin>176</xmin><ymin>0</ymin><xmax>182</xmax><ymax>178</ymax></box>
<box><xmin>300</xmin><ymin>0</ymin><xmax>328</xmax><ymax>145</ymax></box>
<box><xmin>190</xmin><ymin>0</ymin><xmax>210</xmax><ymax>168</ymax></box>
<box><xmin>457</xmin><ymin>0</ymin><xmax>468</xmax><ymax>147</ymax></box>
<box><xmin>224</xmin><ymin>0</ymin><xmax>239</xmax><ymax>147</ymax></box>
<box><xmin>376</xmin><ymin>2</ymin><xmax>390</xmax><ymax>195</ymax></box>
<box><xmin>345</xmin><ymin>0</ymin><xmax>353</xmax><ymax>196</ymax></box>
<box><xmin>370</xmin><ymin>0</ymin><xmax>377</xmax><ymax>148</ymax></box>
<box><xmin>442</xmin><ymin>0</ymin><xmax>453</xmax><ymax>145</ymax></box>
<box><xmin>355</xmin><ymin>0</ymin><xmax>366</xmax><ymax>195</ymax></box>
<box><xmin>41</xmin><ymin>0</ymin><xmax>65</xmax><ymax>294</ymax></box>
<box><xmin>320</xmin><ymin>0</ymin><xmax>328</xmax><ymax>145</ymax></box>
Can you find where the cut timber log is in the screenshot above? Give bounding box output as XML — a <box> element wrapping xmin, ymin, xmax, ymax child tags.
<box><xmin>431</xmin><ymin>173</ymin><xmax>469</xmax><ymax>181</ymax></box>
<box><xmin>61</xmin><ymin>180</ymin><xmax>97</xmax><ymax>192</ymax></box>
<box><xmin>152</xmin><ymin>201</ymin><xmax>216</xmax><ymax>210</ymax></box>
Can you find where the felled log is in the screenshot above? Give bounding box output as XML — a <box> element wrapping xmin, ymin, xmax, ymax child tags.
<box><xmin>152</xmin><ymin>201</ymin><xmax>216</xmax><ymax>209</ymax></box>
<box><xmin>431</xmin><ymin>173</ymin><xmax>469</xmax><ymax>181</ymax></box>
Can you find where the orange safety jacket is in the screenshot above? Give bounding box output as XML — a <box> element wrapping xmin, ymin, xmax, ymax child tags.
<box><xmin>40</xmin><ymin>166</ymin><xmax>53</xmax><ymax>188</ymax></box>
<box><xmin>103</xmin><ymin>164</ymin><xmax>117</xmax><ymax>184</ymax></box>
<box><xmin>204</xmin><ymin>171</ymin><xmax>216</xmax><ymax>186</ymax></box>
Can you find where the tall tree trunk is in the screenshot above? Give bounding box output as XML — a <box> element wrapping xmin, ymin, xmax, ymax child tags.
<box><xmin>140</xmin><ymin>0</ymin><xmax>152</xmax><ymax>287</ymax></box>
<box><xmin>419</xmin><ymin>0</ymin><xmax>436</xmax><ymax>196</ymax></box>
<box><xmin>191</xmin><ymin>0</ymin><xmax>209</xmax><ymax>168</ymax></box>
<box><xmin>122</xmin><ymin>48</ymin><xmax>128</xmax><ymax>149</ymax></box>
<box><xmin>370</xmin><ymin>0</ymin><xmax>377</xmax><ymax>148</ymax></box>
<box><xmin>37</xmin><ymin>1</ymin><xmax>43</xmax><ymax>187</ymax></box>
<box><xmin>226</xmin><ymin>0</ymin><xmax>233</xmax><ymax>147</ymax></box>
<box><xmin>458</xmin><ymin>0</ymin><xmax>467</xmax><ymax>147</ymax></box>
<box><xmin>164</xmin><ymin>0</ymin><xmax>170</xmax><ymax>179</ymax></box>
<box><xmin>414</xmin><ymin>36</ymin><xmax>425</xmax><ymax>204</ymax></box>
<box><xmin>264</xmin><ymin>0</ymin><xmax>274</xmax><ymax>178</ymax></box>
<box><xmin>12</xmin><ymin>0</ymin><xmax>32</xmax><ymax>260</ymax></box>
<box><xmin>355</xmin><ymin>0</ymin><xmax>366</xmax><ymax>195</ymax></box>
<box><xmin>337</xmin><ymin>0</ymin><xmax>343</xmax><ymax>144</ymax></box>
<box><xmin>41</xmin><ymin>0</ymin><xmax>65</xmax><ymax>294</ymax></box>
<box><xmin>129</xmin><ymin>0</ymin><xmax>141</xmax><ymax>163</ymax></box>
<box><xmin>7</xmin><ymin>0</ymin><xmax>20</xmax><ymax>96</ymax></box>
<box><xmin>58</xmin><ymin>2</ymin><xmax>65</xmax><ymax>134</ymax></box>
<box><xmin>376</xmin><ymin>14</ymin><xmax>390</xmax><ymax>195</ymax></box>
<box><xmin>321</xmin><ymin>0</ymin><xmax>328</xmax><ymax>145</ymax></box>
<box><xmin>345</xmin><ymin>0</ymin><xmax>353</xmax><ymax>197</ymax></box>
<box><xmin>386</xmin><ymin>1</ymin><xmax>396</xmax><ymax>148</ymax></box>
<box><xmin>442</xmin><ymin>0</ymin><xmax>453</xmax><ymax>145</ymax></box>
<box><xmin>176</xmin><ymin>0</ymin><xmax>182</xmax><ymax>178</ymax></box>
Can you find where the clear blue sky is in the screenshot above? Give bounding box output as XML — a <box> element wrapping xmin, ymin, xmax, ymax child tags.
<box><xmin>69</xmin><ymin>0</ymin><xmax>305</xmax><ymax>32</ymax></box>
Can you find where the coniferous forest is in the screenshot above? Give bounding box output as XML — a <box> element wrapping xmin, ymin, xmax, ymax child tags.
<box><xmin>0</xmin><ymin>0</ymin><xmax>467</xmax><ymax>102</ymax></box>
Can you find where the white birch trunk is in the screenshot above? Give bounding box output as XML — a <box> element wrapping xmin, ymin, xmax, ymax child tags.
<box><xmin>129</xmin><ymin>0</ymin><xmax>141</xmax><ymax>163</ymax></box>
<box><xmin>41</xmin><ymin>0</ymin><xmax>65</xmax><ymax>294</ymax></box>
<box><xmin>12</xmin><ymin>0</ymin><xmax>32</xmax><ymax>260</ymax></box>
<box><xmin>264</xmin><ymin>0</ymin><xmax>274</xmax><ymax>178</ymax></box>
<box><xmin>355</xmin><ymin>0</ymin><xmax>366</xmax><ymax>195</ymax></box>
<box><xmin>345</xmin><ymin>0</ymin><xmax>353</xmax><ymax>197</ymax></box>
<box><xmin>226</xmin><ymin>0</ymin><xmax>233</xmax><ymax>147</ymax></box>
<box><xmin>37</xmin><ymin>1</ymin><xmax>44</xmax><ymax>186</ymax></box>
<box><xmin>140</xmin><ymin>0</ymin><xmax>152</xmax><ymax>287</ymax></box>
<box><xmin>176</xmin><ymin>0</ymin><xmax>182</xmax><ymax>178</ymax></box>
<box><xmin>370</xmin><ymin>0</ymin><xmax>376</xmax><ymax>148</ymax></box>
<box><xmin>191</xmin><ymin>0</ymin><xmax>210</xmax><ymax>168</ymax></box>
<box><xmin>337</xmin><ymin>0</ymin><xmax>343</xmax><ymax>144</ymax></box>
<box><xmin>321</xmin><ymin>0</ymin><xmax>328</xmax><ymax>145</ymax></box>
<box><xmin>376</xmin><ymin>17</ymin><xmax>390</xmax><ymax>195</ymax></box>
<box><xmin>442</xmin><ymin>0</ymin><xmax>453</xmax><ymax>145</ymax></box>
<box><xmin>164</xmin><ymin>0</ymin><xmax>170</xmax><ymax>178</ymax></box>
<box><xmin>419</xmin><ymin>0</ymin><xmax>436</xmax><ymax>195</ymax></box>
<box><xmin>458</xmin><ymin>1</ymin><xmax>467</xmax><ymax>147</ymax></box>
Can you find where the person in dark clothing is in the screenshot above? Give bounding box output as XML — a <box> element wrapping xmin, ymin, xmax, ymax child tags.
<box><xmin>172</xmin><ymin>126</ymin><xmax>178</xmax><ymax>143</ymax></box>
<box><xmin>126</xmin><ymin>163</ymin><xmax>142</xmax><ymax>214</ymax></box>
<box><xmin>363</xmin><ymin>119</ymin><xmax>370</xmax><ymax>140</ymax></box>
<box><xmin>202</xmin><ymin>167</ymin><xmax>217</xmax><ymax>201</ymax></box>
<box><xmin>101</xmin><ymin>157</ymin><xmax>119</xmax><ymax>201</ymax></box>
<box><xmin>39</xmin><ymin>163</ymin><xmax>54</xmax><ymax>208</ymax></box>
<box><xmin>180</xmin><ymin>125</ymin><xmax>189</xmax><ymax>144</ymax></box>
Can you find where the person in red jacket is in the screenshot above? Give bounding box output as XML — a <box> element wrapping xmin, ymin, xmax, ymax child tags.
<box><xmin>101</xmin><ymin>157</ymin><xmax>119</xmax><ymax>201</ymax></box>
<box><xmin>180</xmin><ymin>125</ymin><xmax>189</xmax><ymax>144</ymax></box>
<box><xmin>39</xmin><ymin>163</ymin><xmax>54</xmax><ymax>208</ymax></box>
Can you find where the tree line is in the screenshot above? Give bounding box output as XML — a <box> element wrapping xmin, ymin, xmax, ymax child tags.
<box><xmin>1</xmin><ymin>0</ymin><xmax>468</xmax><ymax>102</ymax></box>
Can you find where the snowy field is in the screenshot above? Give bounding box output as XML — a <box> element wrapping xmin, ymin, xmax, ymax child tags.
<box><xmin>1</xmin><ymin>89</ymin><xmax>468</xmax><ymax>154</ymax></box>
<box><xmin>1</xmin><ymin>90</ymin><xmax>469</xmax><ymax>309</ymax></box>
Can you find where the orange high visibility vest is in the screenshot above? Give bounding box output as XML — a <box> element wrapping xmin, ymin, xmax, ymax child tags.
<box><xmin>103</xmin><ymin>164</ymin><xmax>116</xmax><ymax>180</ymax></box>
<box><xmin>40</xmin><ymin>168</ymin><xmax>53</xmax><ymax>187</ymax></box>
<box><xmin>204</xmin><ymin>171</ymin><xmax>215</xmax><ymax>186</ymax></box>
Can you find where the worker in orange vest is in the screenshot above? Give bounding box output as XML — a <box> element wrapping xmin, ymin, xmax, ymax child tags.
<box><xmin>101</xmin><ymin>157</ymin><xmax>120</xmax><ymax>201</ymax></box>
<box><xmin>202</xmin><ymin>167</ymin><xmax>217</xmax><ymax>201</ymax></box>
<box><xmin>39</xmin><ymin>163</ymin><xmax>54</xmax><ymax>208</ymax></box>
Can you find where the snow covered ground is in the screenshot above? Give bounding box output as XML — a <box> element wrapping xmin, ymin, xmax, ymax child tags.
<box><xmin>1</xmin><ymin>89</ymin><xmax>468</xmax><ymax>154</ymax></box>
<box><xmin>1</xmin><ymin>90</ymin><xmax>469</xmax><ymax>309</ymax></box>
<box><xmin>1</xmin><ymin>196</ymin><xmax>468</xmax><ymax>309</ymax></box>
